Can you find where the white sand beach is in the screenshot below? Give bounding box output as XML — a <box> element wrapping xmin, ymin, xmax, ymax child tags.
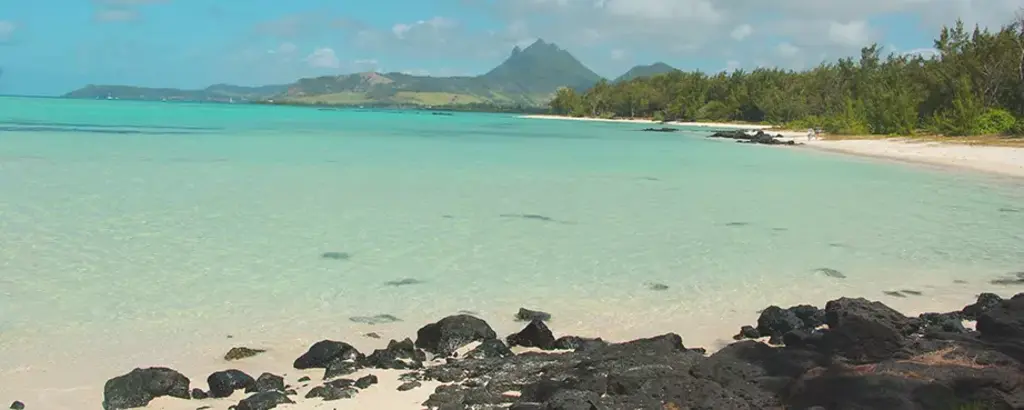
<box><xmin>519</xmin><ymin>115</ymin><xmax>1024</xmax><ymax>179</ymax></box>
<box><xmin>775</xmin><ymin>133</ymin><xmax>1024</xmax><ymax>179</ymax></box>
<box><xmin>518</xmin><ymin>114</ymin><xmax>773</xmax><ymax>130</ymax></box>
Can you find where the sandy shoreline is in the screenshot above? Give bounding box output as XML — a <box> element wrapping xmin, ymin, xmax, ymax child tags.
<box><xmin>777</xmin><ymin>134</ymin><xmax>1024</xmax><ymax>180</ymax></box>
<box><xmin>519</xmin><ymin>114</ymin><xmax>1024</xmax><ymax>180</ymax></box>
<box><xmin>518</xmin><ymin>114</ymin><xmax>773</xmax><ymax>130</ymax></box>
<box><xmin>13</xmin><ymin>287</ymin><xmax>1019</xmax><ymax>409</ymax></box>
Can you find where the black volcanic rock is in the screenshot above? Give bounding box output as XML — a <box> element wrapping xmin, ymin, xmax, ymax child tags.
<box><xmin>515</xmin><ymin>308</ymin><xmax>551</xmax><ymax>322</ymax></box>
<box><xmin>822</xmin><ymin>297</ymin><xmax>917</xmax><ymax>363</ymax></box>
<box><xmin>323</xmin><ymin>360</ymin><xmax>360</xmax><ymax>380</ymax></box>
<box><xmin>354</xmin><ymin>374</ymin><xmax>379</xmax><ymax>389</ymax></box>
<box><xmin>708</xmin><ymin>129</ymin><xmax>795</xmax><ymax>145</ymax></box>
<box><xmin>506</xmin><ymin>319</ymin><xmax>556</xmax><ymax>350</ymax></box>
<box><xmin>102</xmin><ymin>367</ymin><xmax>190</xmax><ymax>410</ymax></box>
<box><xmin>963</xmin><ymin>292</ymin><xmax>1004</xmax><ymax>320</ymax></box>
<box><xmin>293</xmin><ymin>340</ymin><xmax>362</xmax><ymax>369</ymax></box>
<box><xmin>99</xmin><ymin>292</ymin><xmax>1024</xmax><ymax>410</ymax></box>
<box><xmin>415</xmin><ymin>314</ymin><xmax>497</xmax><ymax>356</ymax></box>
<box><xmin>465</xmin><ymin>338</ymin><xmax>514</xmax><ymax>359</ymax></box>
<box><xmin>305</xmin><ymin>384</ymin><xmax>358</xmax><ymax>401</ymax></box>
<box><xmin>552</xmin><ymin>336</ymin><xmax>608</xmax><ymax>351</ymax></box>
<box><xmin>361</xmin><ymin>338</ymin><xmax>426</xmax><ymax>369</ymax></box>
<box><xmin>978</xmin><ymin>293</ymin><xmax>1024</xmax><ymax>340</ymax></box>
<box><xmin>246</xmin><ymin>372</ymin><xmax>284</xmax><ymax>393</ymax></box>
<box><xmin>224</xmin><ymin>347</ymin><xmax>266</xmax><ymax>361</ymax></box>
<box><xmin>207</xmin><ymin>369</ymin><xmax>255</xmax><ymax>398</ymax></box>
<box><xmin>235</xmin><ymin>391</ymin><xmax>294</xmax><ymax>410</ymax></box>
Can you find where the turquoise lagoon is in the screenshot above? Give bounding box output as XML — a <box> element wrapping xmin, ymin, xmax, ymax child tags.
<box><xmin>0</xmin><ymin>96</ymin><xmax>1022</xmax><ymax>405</ymax></box>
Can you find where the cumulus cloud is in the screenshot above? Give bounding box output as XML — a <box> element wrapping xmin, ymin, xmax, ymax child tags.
<box><xmin>777</xmin><ymin>42</ymin><xmax>801</xmax><ymax>57</ymax></box>
<box><xmin>248</xmin><ymin>0</ymin><xmax>1023</xmax><ymax>77</ymax></box>
<box><xmin>730</xmin><ymin>24</ymin><xmax>753</xmax><ymax>41</ymax></box>
<box><xmin>305</xmin><ymin>47</ymin><xmax>340</xmax><ymax>69</ymax></box>
<box><xmin>828</xmin><ymin>20</ymin><xmax>872</xmax><ymax>48</ymax></box>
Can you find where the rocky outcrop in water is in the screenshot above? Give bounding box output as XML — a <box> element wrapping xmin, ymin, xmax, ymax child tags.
<box><xmin>99</xmin><ymin>292</ymin><xmax>1024</xmax><ymax>410</ymax></box>
<box><xmin>708</xmin><ymin>129</ymin><xmax>797</xmax><ymax>145</ymax></box>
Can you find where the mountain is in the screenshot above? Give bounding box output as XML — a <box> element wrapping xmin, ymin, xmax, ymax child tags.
<box><xmin>613</xmin><ymin>62</ymin><xmax>678</xmax><ymax>83</ymax></box>
<box><xmin>64</xmin><ymin>83</ymin><xmax>290</xmax><ymax>102</ymax></box>
<box><xmin>479</xmin><ymin>39</ymin><xmax>603</xmax><ymax>95</ymax></box>
<box><xmin>64</xmin><ymin>39</ymin><xmax>606</xmax><ymax>106</ymax></box>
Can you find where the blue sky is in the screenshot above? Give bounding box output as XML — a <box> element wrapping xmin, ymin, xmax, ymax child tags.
<box><xmin>0</xmin><ymin>0</ymin><xmax>1020</xmax><ymax>96</ymax></box>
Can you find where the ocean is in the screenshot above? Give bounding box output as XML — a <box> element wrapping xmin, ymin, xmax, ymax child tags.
<box><xmin>1</xmin><ymin>96</ymin><xmax>1022</xmax><ymax>407</ymax></box>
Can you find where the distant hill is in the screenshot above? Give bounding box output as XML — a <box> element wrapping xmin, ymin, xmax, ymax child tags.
<box><xmin>613</xmin><ymin>62</ymin><xmax>678</xmax><ymax>83</ymax></box>
<box><xmin>64</xmin><ymin>83</ymin><xmax>289</xmax><ymax>102</ymax></box>
<box><xmin>63</xmin><ymin>39</ymin><xmax>606</xmax><ymax>107</ymax></box>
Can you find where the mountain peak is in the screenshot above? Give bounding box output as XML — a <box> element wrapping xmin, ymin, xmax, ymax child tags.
<box><xmin>522</xmin><ymin>38</ymin><xmax>557</xmax><ymax>53</ymax></box>
<box><xmin>483</xmin><ymin>38</ymin><xmax>602</xmax><ymax>95</ymax></box>
<box><xmin>613</xmin><ymin>62</ymin><xmax>679</xmax><ymax>83</ymax></box>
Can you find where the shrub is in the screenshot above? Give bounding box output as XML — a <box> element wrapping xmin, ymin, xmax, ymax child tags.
<box><xmin>975</xmin><ymin>108</ymin><xmax>1016</xmax><ymax>135</ymax></box>
<box><xmin>1010</xmin><ymin>116</ymin><xmax>1024</xmax><ymax>136</ymax></box>
<box><xmin>652</xmin><ymin>111</ymin><xmax>666</xmax><ymax>122</ymax></box>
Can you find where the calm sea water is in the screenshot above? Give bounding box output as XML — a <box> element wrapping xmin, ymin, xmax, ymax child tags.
<box><xmin>1</xmin><ymin>96</ymin><xmax>1023</xmax><ymax>405</ymax></box>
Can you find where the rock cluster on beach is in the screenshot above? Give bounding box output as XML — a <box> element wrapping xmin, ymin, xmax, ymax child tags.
<box><xmin>708</xmin><ymin>129</ymin><xmax>797</xmax><ymax>145</ymax></box>
<box><xmin>96</xmin><ymin>292</ymin><xmax>1024</xmax><ymax>410</ymax></box>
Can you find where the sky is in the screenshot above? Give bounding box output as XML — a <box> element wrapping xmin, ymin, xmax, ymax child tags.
<box><xmin>0</xmin><ymin>0</ymin><xmax>1022</xmax><ymax>96</ymax></box>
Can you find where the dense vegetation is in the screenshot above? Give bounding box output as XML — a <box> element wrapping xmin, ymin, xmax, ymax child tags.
<box><xmin>550</xmin><ymin>18</ymin><xmax>1024</xmax><ymax>137</ymax></box>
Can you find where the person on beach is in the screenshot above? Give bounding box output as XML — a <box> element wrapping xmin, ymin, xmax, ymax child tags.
<box><xmin>807</xmin><ymin>128</ymin><xmax>815</xmax><ymax>141</ymax></box>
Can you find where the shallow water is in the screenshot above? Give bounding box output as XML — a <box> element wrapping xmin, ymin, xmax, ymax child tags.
<box><xmin>1</xmin><ymin>96</ymin><xmax>1023</xmax><ymax>406</ymax></box>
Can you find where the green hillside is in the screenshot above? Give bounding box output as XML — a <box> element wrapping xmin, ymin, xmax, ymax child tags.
<box><xmin>63</xmin><ymin>39</ymin><xmax>608</xmax><ymax>107</ymax></box>
<box><xmin>613</xmin><ymin>62</ymin><xmax>678</xmax><ymax>83</ymax></box>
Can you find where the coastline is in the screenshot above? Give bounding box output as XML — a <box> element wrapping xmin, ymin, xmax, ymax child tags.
<box><xmin>517</xmin><ymin>114</ymin><xmax>773</xmax><ymax>130</ymax></box>
<box><xmin>69</xmin><ymin>289</ymin><xmax>1024</xmax><ymax>410</ymax></box>
<box><xmin>778</xmin><ymin>135</ymin><xmax>1024</xmax><ymax>180</ymax></box>
<box><xmin>518</xmin><ymin>114</ymin><xmax>1024</xmax><ymax>180</ymax></box>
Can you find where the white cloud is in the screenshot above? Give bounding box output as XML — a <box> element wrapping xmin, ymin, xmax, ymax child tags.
<box><xmin>730</xmin><ymin>24</ymin><xmax>753</xmax><ymax>41</ymax></box>
<box><xmin>777</xmin><ymin>42</ymin><xmax>800</xmax><ymax>57</ymax></box>
<box><xmin>601</xmin><ymin>0</ymin><xmax>723</xmax><ymax>24</ymax></box>
<box><xmin>827</xmin><ymin>20</ymin><xmax>871</xmax><ymax>47</ymax></box>
<box><xmin>0</xmin><ymin>21</ymin><xmax>15</xmax><ymax>42</ymax></box>
<box><xmin>725</xmin><ymin>60</ymin><xmax>741</xmax><ymax>72</ymax></box>
<box><xmin>901</xmin><ymin>47</ymin><xmax>940</xmax><ymax>59</ymax></box>
<box><xmin>251</xmin><ymin>0</ymin><xmax>1024</xmax><ymax>78</ymax></box>
<box><xmin>305</xmin><ymin>47</ymin><xmax>340</xmax><ymax>69</ymax></box>
<box><xmin>268</xmin><ymin>42</ymin><xmax>297</xmax><ymax>54</ymax></box>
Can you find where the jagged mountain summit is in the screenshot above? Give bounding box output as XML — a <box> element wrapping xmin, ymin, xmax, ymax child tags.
<box><xmin>64</xmin><ymin>39</ymin><xmax>608</xmax><ymax>106</ymax></box>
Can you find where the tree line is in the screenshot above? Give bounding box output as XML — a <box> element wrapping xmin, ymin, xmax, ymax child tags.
<box><xmin>549</xmin><ymin>16</ymin><xmax>1024</xmax><ymax>137</ymax></box>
